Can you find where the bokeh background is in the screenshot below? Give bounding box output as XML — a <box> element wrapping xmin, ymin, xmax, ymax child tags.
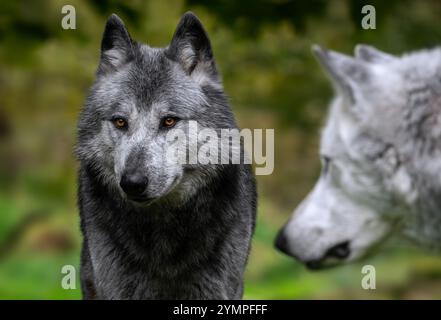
<box><xmin>1</xmin><ymin>0</ymin><xmax>441</xmax><ymax>299</ymax></box>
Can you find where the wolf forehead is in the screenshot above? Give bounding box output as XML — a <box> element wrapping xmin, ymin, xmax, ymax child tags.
<box><xmin>91</xmin><ymin>45</ymin><xmax>208</xmax><ymax>113</ymax></box>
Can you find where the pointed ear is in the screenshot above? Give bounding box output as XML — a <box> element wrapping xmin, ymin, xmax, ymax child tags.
<box><xmin>312</xmin><ymin>45</ymin><xmax>371</xmax><ymax>103</ymax></box>
<box><xmin>166</xmin><ymin>12</ymin><xmax>219</xmax><ymax>84</ymax></box>
<box><xmin>98</xmin><ymin>14</ymin><xmax>134</xmax><ymax>75</ymax></box>
<box><xmin>355</xmin><ymin>44</ymin><xmax>395</xmax><ymax>63</ymax></box>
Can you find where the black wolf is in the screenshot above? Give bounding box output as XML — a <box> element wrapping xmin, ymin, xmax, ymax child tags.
<box><xmin>76</xmin><ymin>12</ymin><xmax>256</xmax><ymax>299</ymax></box>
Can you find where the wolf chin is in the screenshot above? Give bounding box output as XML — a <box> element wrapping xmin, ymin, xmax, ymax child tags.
<box><xmin>76</xmin><ymin>12</ymin><xmax>256</xmax><ymax>299</ymax></box>
<box><xmin>276</xmin><ymin>44</ymin><xmax>441</xmax><ymax>269</ymax></box>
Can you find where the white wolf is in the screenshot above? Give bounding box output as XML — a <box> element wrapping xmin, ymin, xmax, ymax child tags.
<box><xmin>275</xmin><ymin>44</ymin><xmax>441</xmax><ymax>269</ymax></box>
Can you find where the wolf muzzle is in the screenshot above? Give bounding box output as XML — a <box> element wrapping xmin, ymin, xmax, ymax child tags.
<box><xmin>120</xmin><ymin>171</ymin><xmax>150</xmax><ymax>201</ymax></box>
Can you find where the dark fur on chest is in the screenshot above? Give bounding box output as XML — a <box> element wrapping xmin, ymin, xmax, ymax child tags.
<box><xmin>78</xmin><ymin>164</ymin><xmax>256</xmax><ymax>299</ymax></box>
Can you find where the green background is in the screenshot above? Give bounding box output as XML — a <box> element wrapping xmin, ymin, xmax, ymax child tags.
<box><xmin>1</xmin><ymin>0</ymin><xmax>441</xmax><ymax>299</ymax></box>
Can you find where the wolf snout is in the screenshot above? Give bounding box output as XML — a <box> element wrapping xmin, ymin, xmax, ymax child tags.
<box><xmin>275</xmin><ymin>226</ymin><xmax>352</xmax><ymax>269</ymax></box>
<box><xmin>274</xmin><ymin>227</ymin><xmax>294</xmax><ymax>257</ymax></box>
<box><xmin>305</xmin><ymin>241</ymin><xmax>351</xmax><ymax>270</ymax></box>
<box><xmin>324</xmin><ymin>241</ymin><xmax>350</xmax><ymax>260</ymax></box>
<box><xmin>120</xmin><ymin>172</ymin><xmax>149</xmax><ymax>200</ymax></box>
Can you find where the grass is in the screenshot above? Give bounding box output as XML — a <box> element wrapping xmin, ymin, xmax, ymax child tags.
<box><xmin>0</xmin><ymin>253</ymin><xmax>81</xmax><ymax>299</ymax></box>
<box><xmin>1</xmin><ymin>194</ymin><xmax>441</xmax><ymax>299</ymax></box>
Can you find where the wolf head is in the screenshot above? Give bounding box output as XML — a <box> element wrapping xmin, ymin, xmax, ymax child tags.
<box><xmin>276</xmin><ymin>45</ymin><xmax>441</xmax><ymax>269</ymax></box>
<box><xmin>77</xmin><ymin>13</ymin><xmax>236</xmax><ymax>204</ymax></box>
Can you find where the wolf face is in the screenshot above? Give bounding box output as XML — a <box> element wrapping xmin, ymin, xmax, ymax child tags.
<box><xmin>276</xmin><ymin>45</ymin><xmax>441</xmax><ymax>268</ymax></box>
<box><xmin>77</xmin><ymin>13</ymin><xmax>235</xmax><ymax>204</ymax></box>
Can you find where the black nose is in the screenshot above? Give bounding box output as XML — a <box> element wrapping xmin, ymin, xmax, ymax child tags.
<box><xmin>274</xmin><ymin>229</ymin><xmax>291</xmax><ymax>255</ymax></box>
<box><xmin>305</xmin><ymin>260</ymin><xmax>323</xmax><ymax>270</ymax></box>
<box><xmin>120</xmin><ymin>173</ymin><xmax>148</xmax><ymax>199</ymax></box>
<box><xmin>324</xmin><ymin>241</ymin><xmax>350</xmax><ymax>260</ymax></box>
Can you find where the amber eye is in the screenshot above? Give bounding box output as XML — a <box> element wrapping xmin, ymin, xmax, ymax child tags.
<box><xmin>162</xmin><ymin>117</ymin><xmax>178</xmax><ymax>128</ymax></box>
<box><xmin>112</xmin><ymin>117</ymin><xmax>127</xmax><ymax>129</ymax></box>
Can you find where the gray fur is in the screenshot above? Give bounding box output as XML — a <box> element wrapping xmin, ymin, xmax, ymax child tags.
<box><xmin>76</xmin><ymin>12</ymin><xmax>256</xmax><ymax>299</ymax></box>
<box><xmin>276</xmin><ymin>45</ymin><xmax>441</xmax><ymax>269</ymax></box>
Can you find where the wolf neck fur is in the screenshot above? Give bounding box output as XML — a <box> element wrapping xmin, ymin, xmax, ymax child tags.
<box><xmin>81</xmin><ymin>163</ymin><xmax>240</xmax><ymax>269</ymax></box>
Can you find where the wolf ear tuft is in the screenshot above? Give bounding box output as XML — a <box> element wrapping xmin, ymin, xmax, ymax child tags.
<box><xmin>98</xmin><ymin>14</ymin><xmax>134</xmax><ymax>75</ymax></box>
<box><xmin>167</xmin><ymin>12</ymin><xmax>219</xmax><ymax>84</ymax></box>
<box><xmin>312</xmin><ymin>45</ymin><xmax>371</xmax><ymax>103</ymax></box>
<box><xmin>355</xmin><ymin>44</ymin><xmax>395</xmax><ymax>63</ymax></box>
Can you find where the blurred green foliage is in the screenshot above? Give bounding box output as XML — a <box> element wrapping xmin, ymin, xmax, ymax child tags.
<box><xmin>1</xmin><ymin>0</ymin><xmax>441</xmax><ymax>299</ymax></box>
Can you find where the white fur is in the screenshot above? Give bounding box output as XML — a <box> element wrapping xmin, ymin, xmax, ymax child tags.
<box><xmin>280</xmin><ymin>46</ymin><xmax>441</xmax><ymax>266</ymax></box>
